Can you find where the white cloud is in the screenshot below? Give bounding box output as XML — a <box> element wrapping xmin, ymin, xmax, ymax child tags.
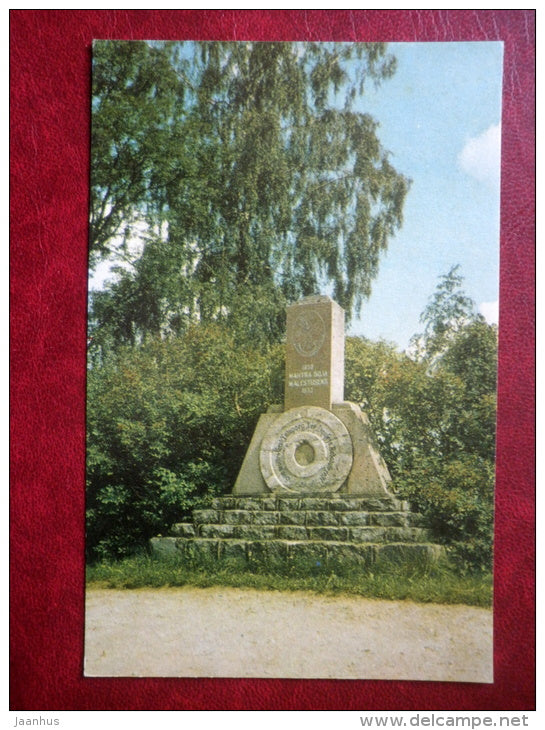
<box><xmin>479</xmin><ymin>300</ymin><xmax>499</xmax><ymax>325</ymax></box>
<box><xmin>458</xmin><ymin>124</ymin><xmax>501</xmax><ymax>188</ymax></box>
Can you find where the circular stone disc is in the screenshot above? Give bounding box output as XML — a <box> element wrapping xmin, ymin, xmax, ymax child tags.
<box><xmin>259</xmin><ymin>406</ymin><xmax>353</xmax><ymax>493</ymax></box>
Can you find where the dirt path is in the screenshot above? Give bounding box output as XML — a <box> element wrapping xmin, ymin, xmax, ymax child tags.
<box><xmin>85</xmin><ymin>586</ymin><xmax>493</xmax><ymax>682</ymax></box>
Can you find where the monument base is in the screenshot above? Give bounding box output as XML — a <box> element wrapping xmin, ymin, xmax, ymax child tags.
<box><xmin>232</xmin><ymin>401</ymin><xmax>393</xmax><ymax>497</ymax></box>
<box><xmin>150</xmin><ymin>494</ymin><xmax>445</xmax><ymax>569</ymax></box>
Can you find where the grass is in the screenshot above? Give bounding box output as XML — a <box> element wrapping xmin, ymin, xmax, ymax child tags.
<box><xmin>86</xmin><ymin>553</ymin><xmax>493</xmax><ymax>607</ymax></box>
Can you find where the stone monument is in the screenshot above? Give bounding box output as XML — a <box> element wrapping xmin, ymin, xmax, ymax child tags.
<box><xmin>150</xmin><ymin>295</ymin><xmax>444</xmax><ymax>569</ymax></box>
<box><xmin>233</xmin><ymin>295</ymin><xmax>392</xmax><ymax>497</ymax></box>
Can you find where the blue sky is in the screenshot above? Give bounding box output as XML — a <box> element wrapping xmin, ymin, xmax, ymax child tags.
<box><xmin>348</xmin><ymin>41</ymin><xmax>503</xmax><ymax>349</ymax></box>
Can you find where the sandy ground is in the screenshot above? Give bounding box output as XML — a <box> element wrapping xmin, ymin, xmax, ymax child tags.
<box><xmin>85</xmin><ymin>586</ymin><xmax>493</xmax><ymax>682</ymax></box>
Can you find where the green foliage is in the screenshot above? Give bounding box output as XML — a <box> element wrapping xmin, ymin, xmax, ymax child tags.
<box><xmin>410</xmin><ymin>265</ymin><xmax>476</xmax><ymax>362</ymax></box>
<box><xmin>86</xmin><ymin>554</ymin><xmax>492</xmax><ymax>607</ymax></box>
<box><xmin>395</xmin><ymin>456</ymin><xmax>494</xmax><ymax>572</ymax></box>
<box><xmin>345</xmin><ymin>271</ymin><xmax>497</xmax><ymax>571</ymax></box>
<box><xmin>86</xmin><ymin>325</ymin><xmax>284</xmax><ymax>559</ymax></box>
<box><xmin>90</xmin><ymin>41</ymin><xmax>185</xmax><ymax>265</ymax></box>
<box><xmin>89</xmin><ymin>41</ymin><xmax>410</xmax><ymax>348</ymax></box>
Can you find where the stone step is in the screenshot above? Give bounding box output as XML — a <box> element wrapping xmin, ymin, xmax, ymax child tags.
<box><xmin>170</xmin><ymin>523</ymin><xmax>196</xmax><ymax>538</ymax></box>
<box><xmin>188</xmin><ymin>523</ymin><xmax>429</xmax><ymax>542</ymax></box>
<box><xmin>189</xmin><ymin>509</ymin><xmax>423</xmax><ymax>529</ymax></box>
<box><xmin>210</xmin><ymin>495</ymin><xmax>410</xmax><ymax>513</ymax></box>
<box><xmin>150</xmin><ymin>536</ymin><xmax>444</xmax><ymax>568</ymax></box>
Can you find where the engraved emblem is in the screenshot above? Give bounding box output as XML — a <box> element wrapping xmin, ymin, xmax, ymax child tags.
<box><xmin>259</xmin><ymin>406</ymin><xmax>353</xmax><ymax>493</ymax></box>
<box><xmin>292</xmin><ymin>311</ymin><xmax>326</xmax><ymax>357</ymax></box>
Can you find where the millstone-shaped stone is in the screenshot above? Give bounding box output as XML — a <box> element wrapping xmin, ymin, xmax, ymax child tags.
<box><xmin>259</xmin><ymin>406</ymin><xmax>353</xmax><ymax>493</ymax></box>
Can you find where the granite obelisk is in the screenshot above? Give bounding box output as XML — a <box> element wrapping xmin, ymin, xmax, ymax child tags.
<box><xmin>233</xmin><ymin>295</ymin><xmax>392</xmax><ymax>496</ymax></box>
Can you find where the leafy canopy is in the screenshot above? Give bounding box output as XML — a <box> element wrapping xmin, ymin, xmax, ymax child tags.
<box><xmin>89</xmin><ymin>41</ymin><xmax>410</xmax><ymax>347</ymax></box>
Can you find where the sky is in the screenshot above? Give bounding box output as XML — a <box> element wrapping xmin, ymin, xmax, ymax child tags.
<box><xmin>90</xmin><ymin>41</ymin><xmax>504</xmax><ymax>352</ymax></box>
<box><xmin>347</xmin><ymin>41</ymin><xmax>503</xmax><ymax>349</ymax></box>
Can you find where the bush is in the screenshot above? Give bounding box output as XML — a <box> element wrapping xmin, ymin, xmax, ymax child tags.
<box><xmin>345</xmin><ymin>322</ymin><xmax>496</xmax><ymax>573</ymax></box>
<box><xmin>86</xmin><ymin>324</ymin><xmax>284</xmax><ymax>560</ymax></box>
<box><xmin>395</xmin><ymin>455</ymin><xmax>494</xmax><ymax>572</ymax></box>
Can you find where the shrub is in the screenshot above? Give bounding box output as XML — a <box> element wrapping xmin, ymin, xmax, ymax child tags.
<box><xmin>345</xmin><ymin>322</ymin><xmax>496</xmax><ymax>573</ymax></box>
<box><xmin>395</xmin><ymin>455</ymin><xmax>494</xmax><ymax>572</ymax></box>
<box><xmin>86</xmin><ymin>324</ymin><xmax>284</xmax><ymax>560</ymax></box>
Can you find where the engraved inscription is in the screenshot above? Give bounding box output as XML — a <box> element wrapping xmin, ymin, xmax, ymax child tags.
<box><xmin>287</xmin><ymin>363</ymin><xmax>329</xmax><ymax>397</ymax></box>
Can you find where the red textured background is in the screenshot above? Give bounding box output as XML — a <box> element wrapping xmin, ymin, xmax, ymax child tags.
<box><xmin>10</xmin><ymin>10</ymin><xmax>535</xmax><ymax>711</ymax></box>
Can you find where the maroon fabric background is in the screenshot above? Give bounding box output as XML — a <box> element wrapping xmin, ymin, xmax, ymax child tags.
<box><xmin>10</xmin><ymin>10</ymin><xmax>535</xmax><ymax>711</ymax></box>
